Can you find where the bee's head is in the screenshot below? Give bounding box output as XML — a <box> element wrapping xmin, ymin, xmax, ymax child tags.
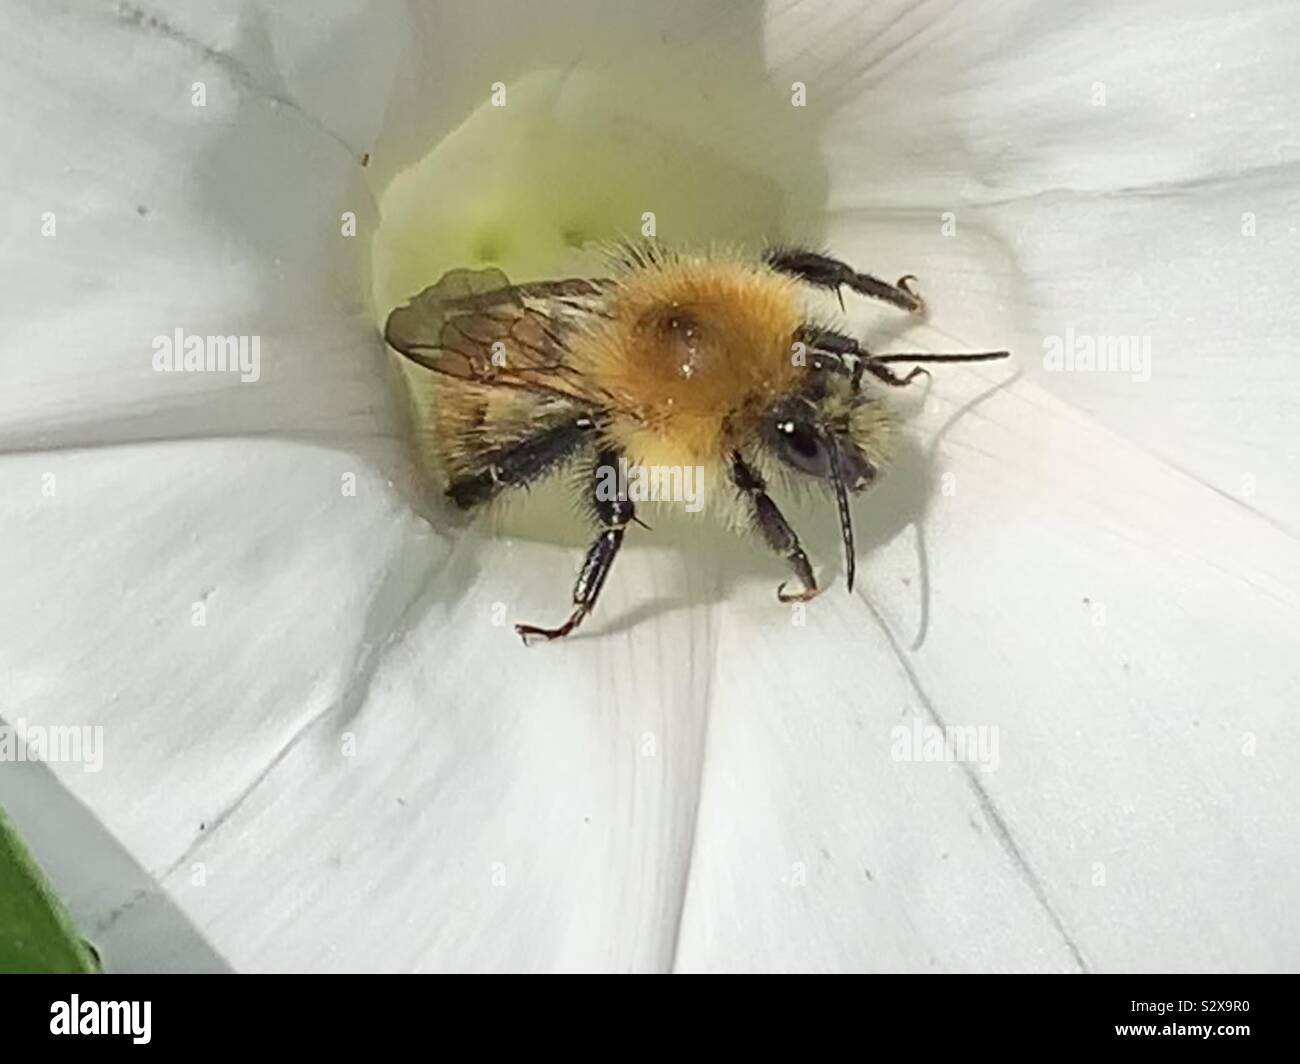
<box><xmin>752</xmin><ymin>322</ymin><xmax>1006</xmax><ymax>593</ymax></box>
<box><xmin>764</xmin><ymin>394</ymin><xmax>889</xmax><ymax>492</ymax></box>
<box><xmin>763</xmin><ymin>370</ymin><xmax>894</xmax><ymax>492</ymax></box>
<box><xmin>759</xmin><ymin>382</ymin><xmax>894</xmax><ymax>593</ymax></box>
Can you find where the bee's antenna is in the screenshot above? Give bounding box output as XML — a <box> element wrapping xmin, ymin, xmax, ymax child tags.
<box><xmin>826</xmin><ymin>436</ymin><xmax>856</xmax><ymax>594</ymax></box>
<box><xmin>867</xmin><ymin>350</ymin><xmax>1010</xmax><ymax>365</ymax></box>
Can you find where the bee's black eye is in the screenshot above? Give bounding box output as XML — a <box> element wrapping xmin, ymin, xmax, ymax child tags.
<box><xmin>774</xmin><ymin>418</ymin><xmax>833</xmax><ymax>478</ymax></box>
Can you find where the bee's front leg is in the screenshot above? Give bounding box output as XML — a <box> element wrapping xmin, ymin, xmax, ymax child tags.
<box><xmin>863</xmin><ymin>362</ymin><xmax>930</xmax><ymax>388</ymax></box>
<box><xmin>764</xmin><ymin>247</ymin><xmax>926</xmax><ymax>316</ymax></box>
<box><xmin>729</xmin><ymin>452</ymin><xmax>821</xmax><ymax>604</ymax></box>
<box><xmin>515</xmin><ymin>449</ymin><xmax>634</xmax><ymax>645</ymax></box>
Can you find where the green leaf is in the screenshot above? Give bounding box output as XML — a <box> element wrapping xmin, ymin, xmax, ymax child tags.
<box><xmin>0</xmin><ymin>804</ymin><xmax>100</xmax><ymax>973</ymax></box>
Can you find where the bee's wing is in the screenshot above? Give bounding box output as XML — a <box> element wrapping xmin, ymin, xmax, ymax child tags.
<box><xmin>383</xmin><ymin>267</ymin><xmax>611</xmax><ymax>404</ymax></box>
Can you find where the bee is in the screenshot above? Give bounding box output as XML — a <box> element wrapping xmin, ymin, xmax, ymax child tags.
<box><xmin>384</xmin><ymin>245</ymin><xmax>1009</xmax><ymax>643</ymax></box>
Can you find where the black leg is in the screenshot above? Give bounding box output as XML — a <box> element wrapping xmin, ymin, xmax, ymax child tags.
<box><xmin>798</xmin><ymin>326</ymin><xmax>861</xmax><ymax>357</ymax></box>
<box><xmin>863</xmin><ymin>363</ymin><xmax>930</xmax><ymax>388</ymax></box>
<box><xmin>730</xmin><ymin>451</ymin><xmax>819</xmax><ymax>603</ymax></box>
<box><xmin>799</xmin><ymin>326</ymin><xmax>871</xmax><ymax>389</ymax></box>
<box><xmin>515</xmin><ymin>448</ymin><xmax>634</xmax><ymax>644</ymax></box>
<box><xmin>446</xmin><ymin>417</ymin><xmax>596</xmax><ymax>508</ymax></box>
<box><xmin>798</xmin><ymin>326</ymin><xmax>1008</xmax><ymax>391</ymax></box>
<box><xmin>765</xmin><ymin>247</ymin><xmax>925</xmax><ymax>315</ymax></box>
<box><xmin>864</xmin><ymin>350</ymin><xmax>1010</xmax><ymax>387</ymax></box>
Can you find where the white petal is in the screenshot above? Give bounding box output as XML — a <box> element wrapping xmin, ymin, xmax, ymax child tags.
<box><xmin>0</xmin><ymin>442</ymin><xmax>442</xmax><ymax>943</ymax></box>
<box><xmin>0</xmin><ymin>0</ymin><xmax>395</xmax><ymax>446</ymax></box>
<box><xmin>163</xmin><ymin>530</ymin><xmax>723</xmax><ymax>971</ymax></box>
<box><xmin>0</xmin><ymin>0</ymin><xmax>401</xmax><ymax>963</ymax></box>
<box><xmin>774</xmin><ymin>0</ymin><xmax>1300</xmax><ymax>527</ymax></box>
<box><xmin>677</xmin><ymin>366</ymin><xmax>1300</xmax><ymax>971</ymax></box>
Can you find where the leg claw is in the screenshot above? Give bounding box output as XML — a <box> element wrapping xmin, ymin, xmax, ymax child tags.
<box><xmin>896</xmin><ymin>274</ymin><xmax>927</xmax><ymax>315</ymax></box>
<box><xmin>515</xmin><ymin>622</ymin><xmax>565</xmax><ymax>645</ymax></box>
<box><xmin>515</xmin><ymin>606</ymin><xmax>589</xmax><ymax>645</ymax></box>
<box><xmin>777</xmin><ymin>582</ymin><xmax>822</xmax><ymax>604</ymax></box>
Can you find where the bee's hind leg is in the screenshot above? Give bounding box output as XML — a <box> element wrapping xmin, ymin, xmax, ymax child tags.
<box><xmin>515</xmin><ymin>449</ymin><xmax>634</xmax><ymax>645</ymax></box>
<box><xmin>730</xmin><ymin>452</ymin><xmax>821</xmax><ymax>604</ymax></box>
<box><xmin>446</xmin><ymin>418</ymin><xmax>595</xmax><ymax>509</ymax></box>
<box><xmin>764</xmin><ymin>247</ymin><xmax>926</xmax><ymax>315</ymax></box>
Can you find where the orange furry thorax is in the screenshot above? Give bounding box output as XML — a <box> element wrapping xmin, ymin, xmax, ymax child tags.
<box><xmin>572</xmin><ymin>255</ymin><xmax>804</xmax><ymax>466</ymax></box>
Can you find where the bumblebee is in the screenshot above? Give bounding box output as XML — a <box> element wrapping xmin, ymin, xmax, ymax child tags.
<box><xmin>384</xmin><ymin>245</ymin><xmax>1008</xmax><ymax>643</ymax></box>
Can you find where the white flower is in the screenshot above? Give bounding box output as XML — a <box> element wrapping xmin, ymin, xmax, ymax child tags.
<box><xmin>1</xmin><ymin>0</ymin><xmax>1297</xmax><ymax>972</ymax></box>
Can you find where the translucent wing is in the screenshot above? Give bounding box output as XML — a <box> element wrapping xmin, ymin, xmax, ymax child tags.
<box><xmin>383</xmin><ymin>267</ymin><xmax>611</xmax><ymax>404</ymax></box>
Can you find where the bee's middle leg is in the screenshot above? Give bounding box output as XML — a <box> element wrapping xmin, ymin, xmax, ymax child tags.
<box><xmin>730</xmin><ymin>452</ymin><xmax>820</xmax><ymax>604</ymax></box>
<box><xmin>515</xmin><ymin>449</ymin><xmax>634</xmax><ymax>644</ymax></box>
